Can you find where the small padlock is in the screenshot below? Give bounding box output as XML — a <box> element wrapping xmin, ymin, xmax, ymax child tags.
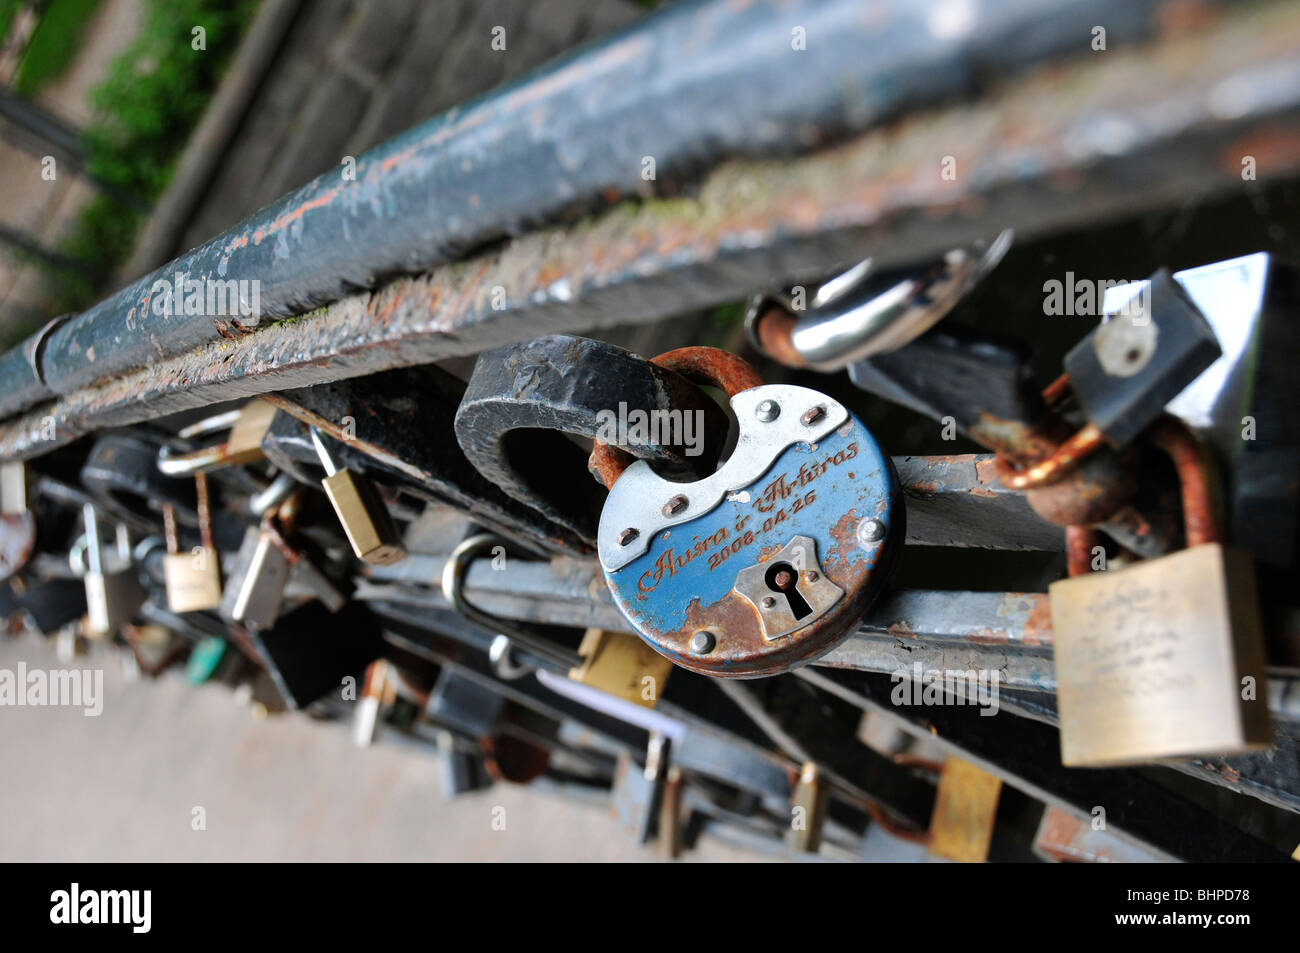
<box><xmin>161</xmin><ymin>473</ymin><xmax>222</xmax><ymax>613</ymax></box>
<box><xmin>1063</xmin><ymin>269</ymin><xmax>1221</xmax><ymax>449</ymax></box>
<box><xmin>593</xmin><ymin>347</ymin><xmax>902</xmax><ymax>678</ymax></box>
<box><xmin>80</xmin><ymin>503</ymin><xmax>143</xmax><ymax>637</ymax></box>
<box><xmin>568</xmin><ymin>627</ymin><xmax>674</xmax><ymax>709</ymax></box>
<box><xmin>157</xmin><ymin>399</ymin><xmax>279</xmax><ymax>476</ymax></box>
<box><xmin>219</xmin><ymin>520</ymin><xmax>292</xmax><ymax>628</ymax></box>
<box><xmin>928</xmin><ymin>757</ymin><xmax>1002</xmax><ymax>863</ymax></box>
<box><xmin>310</xmin><ymin>427</ymin><xmax>405</xmax><ymax>565</ymax></box>
<box><xmin>219</xmin><ymin>490</ymin><xmax>345</xmax><ymax>627</ymax></box>
<box><xmin>1050</xmin><ymin>420</ymin><xmax>1272</xmax><ymax>766</ymax></box>
<box><xmin>218</xmin><ymin>489</ymin><xmax>299</xmax><ymax>628</ymax></box>
<box><xmin>788</xmin><ymin>762</ymin><xmax>829</xmax><ymax>853</ymax></box>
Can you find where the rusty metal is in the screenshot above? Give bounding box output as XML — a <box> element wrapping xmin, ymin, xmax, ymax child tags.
<box><xmin>8</xmin><ymin>0</ymin><xmax>1258</xmax><ymax>423</ymax></box>
<box><xmin>589</xmin><ymin>346</ymin><xmax>761</xmax><ymax>490</ymax></box>
<box><xmin>1152</xmin><ymin>415</ymin><xmax>1221</xmax><ymax>547</ymax></box>
<box><xmin>893</xmin><ymin>454</ymin><xmax>1062</xmax><ymax>551</ymax></box>
<box><xmin>1065</xmin><ymin>525</ymin><xmax>1100</xmax><ymax>578</ymax></box>
<box><xmin>6</xmin><ymin>1</ymin><xmax>1300</xmax><ymax>456</ymax></box>
<box><xmin>1041</xmin><ymin>373</ymin><xmax>1071</xmax><ymax>409</ymax></box>
<box><xmin>194</xmin><ymin>472</ymin><xmax>213</xmax><ymax>550</ymax></box>
<box><xmin>455</xmin><ymin>336</ymin><xmax>730</xmax><ymax>546</ymax></box>
<box><xmin>994</xmin><ymin>423</ymin><xmax>1106</xmax><ymax>491</ymax></box>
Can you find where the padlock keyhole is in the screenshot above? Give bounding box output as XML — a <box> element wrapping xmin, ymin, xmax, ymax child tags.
<box><xmin>764</xmin><ymin>561</ymin><xmax>812</xmax><ymax>620</ymax></box>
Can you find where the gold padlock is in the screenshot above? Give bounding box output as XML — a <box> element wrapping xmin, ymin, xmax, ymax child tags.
<box><xmin>158</xmin><ymin>400</ymin><xmax>278</xmax><ymax>476</ymax></box>
<box><xmin>1051</xmin><ymin>421</ymin><xmax>1271</xmax><ymax>766</ymax></box>
<box><xmin>162</xmin><ymin>474</ymin><xmax>223</xmax><ymax>613</ymax></box>
<box><xmin>788</xmin><ymin>762</ymin><xmax>829</xmax><ymax>853</ymax></box>
<box><xmin>310</xmin><ymin>427</ymin><xmax>405</xmax><ymax>566</ymax></box>
<box><xmin>568</xmin><ymin>627</ymin><xmax>673</xmax><ymax>709</ymax></box>
<box><xmin>1051</xmin><ymin>542</ymin><xmax>1270</xmax><ymax>765</ymax></box>
<box><xmin>928</xmin><ymin>756</ymin><xmax>1002</xmax><ymax>863</ymax></box>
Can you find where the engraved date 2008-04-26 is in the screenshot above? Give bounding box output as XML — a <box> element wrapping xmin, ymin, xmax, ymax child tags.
<box><xmin>635</xmin><ymin>442</ymin><xmax>860</xmax><ymax>594</ymax></box>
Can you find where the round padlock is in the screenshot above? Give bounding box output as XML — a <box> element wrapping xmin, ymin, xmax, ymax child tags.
<box><xmin>594</xmin><ymin>348</ymin><xmax>903</xmax><ymax>677</ymax></box>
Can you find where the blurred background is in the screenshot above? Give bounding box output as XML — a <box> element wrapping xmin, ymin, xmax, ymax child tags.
<box><xmin>2</xmin><ymin>0</ymin><xmax>1298</xmax><ymax>863</ymax></box>
<box><xmin>0</xmin><ymin>0</ymin><xmax>652</xmax><ymax>350</ymax></box>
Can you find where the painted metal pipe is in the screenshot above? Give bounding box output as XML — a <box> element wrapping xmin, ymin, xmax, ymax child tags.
<box><xmin>1</xmin><ymin>0</ymin><xmax>1197</xmax><ymax>419</ymax></box>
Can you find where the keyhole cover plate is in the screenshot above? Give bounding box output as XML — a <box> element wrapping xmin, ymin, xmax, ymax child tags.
<box><xmin>599</xmin><ymin>384</ymin><xmax>902</xmax><ymax>678</ymax></box>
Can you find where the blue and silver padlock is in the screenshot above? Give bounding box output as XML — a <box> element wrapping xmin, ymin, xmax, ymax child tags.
<box><xmin>593</xmin><ymin>348</ymin><xmax>902</xmax><ymax>678</ymax></box>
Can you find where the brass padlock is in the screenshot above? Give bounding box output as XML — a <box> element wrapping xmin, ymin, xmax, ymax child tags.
<box><xmin>788</xmin><ymin>762</ymin><xmax>829</xmax><ymax>853</ymax></box>
<box><xmin>1050</xmin><ymin>421</ymin><xmax>1271</xmax><ymax>766</ymax></box>
<box><xmin>310</xmin><ymin>427</ymin><xmax>405</xmax><ymax>566</ymax></box>
<box><xmin>568</xmin><ymin>628</ymin><xmax>674</xmax><ymax>709</ymax></box>
<box><xmin>928</xmin><ymin>757</ymin><xmax>1002</xmax><ymax>863</ymax></box>
<box><xmin>157</xmin><ymin>400</ymin><xmax>278</xmax><ymax>476</ymax></box>
<box><xmin>161</xmin><ymin>474</ymin><xmax>222</xmax><ymax>613</ymax></box>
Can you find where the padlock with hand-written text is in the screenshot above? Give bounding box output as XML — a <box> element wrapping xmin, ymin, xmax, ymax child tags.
<box><xmin>1050</xmin><ymin>419</ymin><xmax>1272</xmax><ymax>766</ymax></box>
<box><xmin>593</xmin><ymin>347</ymin><xmax>903</xmax><ymax>678</ymax></box>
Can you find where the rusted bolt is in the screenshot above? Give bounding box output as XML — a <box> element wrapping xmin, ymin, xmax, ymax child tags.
<box><xmin>773</xmin><ymin>569</ymin><xmax>794</xmax><ymax>589</ymax></box>
<box><xmin>805</xmin><ymin>570</ymin><xmax>819</xmax><ymax>582</ymax></box>
<box><xmin>663</xmin><ymin>495</ymin><xmax>689</xmax><ymax>517</ymax></box>
<box><xmin>801</xmin><ymin>405</ymin><xmax>826</xmax><ymax>426</ymax></box>
<box><xmin>760</xmin><ymin>596</ymin><xmax>777</xmax><ymax>609</ymax></box>
<box><xmin>754</xmin><ymin>399</ymin><xmax>780</xmax><ymax>422</ymax></box>
<box><xmin>617</xmin><ymin>527</ymin><xmax>639</xmax><ymax>546</ymax></box>
<box><xmin>857</xmin><ymin>517</ymin><xmax>885</xmax><ymax>546</ymax></box>
<box><xmin>690</xmin><ymin>629</ymin><xmax>716</xmax><ymax>654</ymax></box>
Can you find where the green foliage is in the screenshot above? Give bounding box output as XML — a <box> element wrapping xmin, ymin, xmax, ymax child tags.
<box><xmin>0</xmin><ymin>1</ymin><xmax>21</xmax><ymax>51</ymax></box>
<box><xmin>43</xmin><ymin>0</ymin><xmax>257</xmax><ymax>314</ymax></box>
<box><xmin>13</xmin><ymin>0</ymin><xmax>105</xmax><ymax>96</ymax></box>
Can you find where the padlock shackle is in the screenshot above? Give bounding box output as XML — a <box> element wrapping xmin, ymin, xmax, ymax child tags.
<box><xmin>1152</xmin><ymin>416</ymin><xmax>1220</xmax><ymax>548</ymax></box>
<box><xmin>195</xmin><ymin>472</ymin><xmax>214</xmax><ymax>550</ymax></box>
<box><xmin>589</xmin><ymin>347</ymin><xmax>763</xmax><ymax>489</ymax></box>
<box><xmin>644</xmin><ymin>346</ymin><xmax>765</xmax><ymax>397</ymax></box>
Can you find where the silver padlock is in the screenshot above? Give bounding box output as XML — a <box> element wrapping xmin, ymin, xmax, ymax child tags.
<box><xmin>81</xmin><ymin>503</ymin><xmax>143</xmax><ymax>637</ymax></box>
<box><xmin>219</xmin><ymin>519</ymin><xmax>292</xmax><ymax>629</ymax></box>
<box><xmin>219</xmin><ymin>490</ymin><xmax>344</xmax><ymax>628</ymax></box>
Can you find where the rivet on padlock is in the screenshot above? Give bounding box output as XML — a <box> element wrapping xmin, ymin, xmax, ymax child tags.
<box><xmin>81</xmin><ymin>503</ymin><xmax>143</xmax><ymax>637</ymax></box>
<box><xmin>161</xmin><ymin>473</ymin><xmax>222</xmax><ymax>613</ymax></box>
<box><xmin>1050</xmin><ymin>418</ymin><xmax>1272</xmax><ymax>766</ymax></box>
<box><xmin>593</xmin><ymin>347</ymin><xmax>902</xmax><ymax>678</ymax></box>
<box><xmin>309</xmin><ymin>427</ymin><xmax>405</xmax><ymax>566</ymax></box>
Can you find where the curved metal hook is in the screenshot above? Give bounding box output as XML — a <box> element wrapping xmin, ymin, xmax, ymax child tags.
<box><xmin>440</xmin><ymin>533</ymin><xmax>582</xmax><ymax>672</ymax></box>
